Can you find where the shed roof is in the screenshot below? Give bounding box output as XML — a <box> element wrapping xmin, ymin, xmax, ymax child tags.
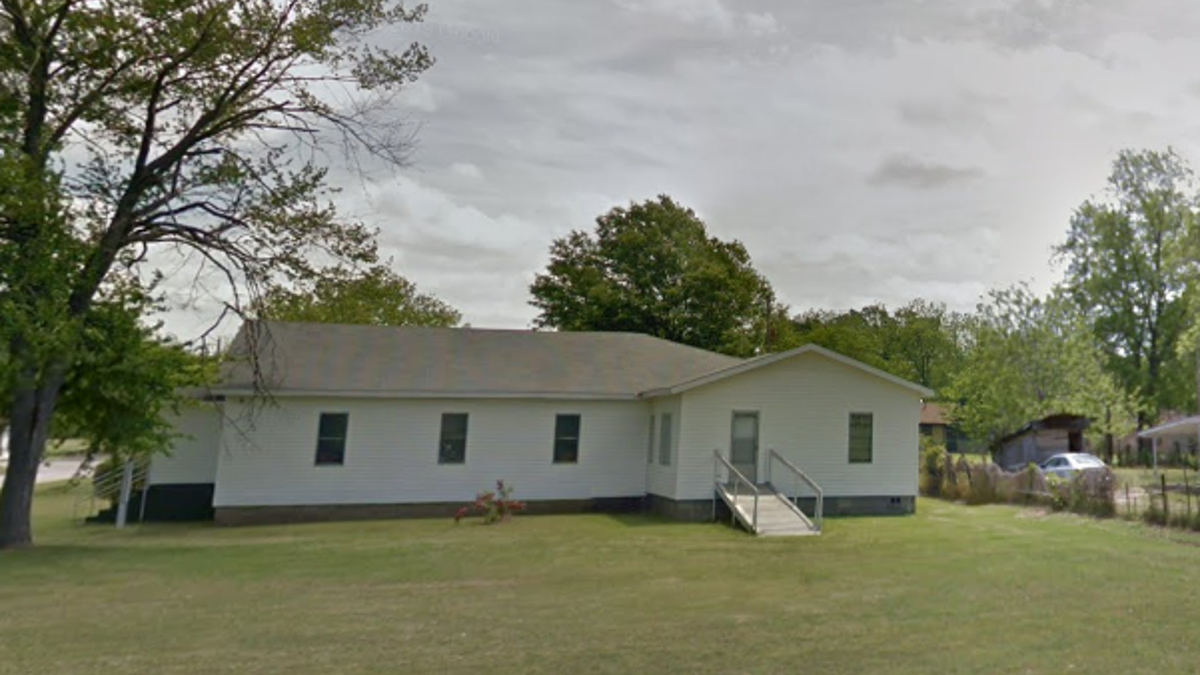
<box><xmin>216</xmin><ymin>321</ymin><xmax>742</xmax><ymax>399</ymax></box>
<box><xmin>996</xmin><ymin>414</ymin><xmax>1091</xmax><ymax>446</ymax></box>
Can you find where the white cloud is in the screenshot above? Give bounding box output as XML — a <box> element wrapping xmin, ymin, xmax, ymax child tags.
<box><xmin>613</xmin><ymin>0</ymin><xmax>736</xmax><ymax>33</ymax></box>
<box><xmin>351</xmin><ymin>177</ymin><xmax>555</xmax><ymax>328</ymax></box>
<box><xmin>448</xmin><ymin>162</ymin><xmax>483</xmax><ymax>179</ymax></box>
<box><xmin>744</xmin><ymin>12</ymin><xmax>781</xmax><ymax>36</ymax></box>
<box><xmin>398</xmin><ymin>80</ymin><xmax>439</xmax><ymax>112</ymax></box>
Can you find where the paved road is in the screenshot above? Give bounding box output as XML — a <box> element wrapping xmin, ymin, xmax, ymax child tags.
<box><xmin>38</xmin><ymin>459</ymin><xmax>87</xmax><ymax>483</ymax></box>
<box><xmin>0</xmin><ymin>458</ymin><xmax>87</xmax><ymax>484</ymax></box>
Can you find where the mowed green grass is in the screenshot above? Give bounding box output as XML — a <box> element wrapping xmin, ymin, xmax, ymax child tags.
<box><xmin>3</xmin><ymin>486</ymin><xmax>1200</xmax><ymax>675</ymax></box>
<box><xmin>1113</xmin><ymin>466</ymin><xmax>1196</xmax><ymax>489</ymax></box>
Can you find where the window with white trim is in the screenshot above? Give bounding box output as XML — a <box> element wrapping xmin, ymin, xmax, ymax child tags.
<box><xmin>315</xmin><ymin>413</ymin><xmax>349</xmax><ymax>466</ymax></box>
<box><xmin>438</xmin><ymin>413</ymin><xmax>469</xmax><ymax>464</ymax></box>
<box><xmin>849</xmin><ymin>412</ymin><xmax>873</xmax><ymax>464</ymax></box>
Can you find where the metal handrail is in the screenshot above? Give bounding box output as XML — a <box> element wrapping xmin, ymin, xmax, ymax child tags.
<box><xmin>767</xmin><ymin>449</ymin><xmax>823</xmax><ymax>531</ymax></box>
<box><xmin>72</xmin><ymin>460</ymin><xmax>151</xmax><ymax>524</ymax></box>
<box><xmin>713</xmin><ymin>450</ymin><xmax>759</xmax><ymax>533</ymax></box>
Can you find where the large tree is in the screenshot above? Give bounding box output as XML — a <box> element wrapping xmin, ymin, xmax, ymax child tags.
<box><xmin>1054</xmin><ymin>149</ymin><xmax>1197</xmax><ymax>425</ymax></box>
<box><xmin>529</xmin><ymin>195</ymin><xmax>778</xmax><ymax>357</ymax></box>
<box><xmin>255</xmin><ymin>264</ymin><xmax>460</xmax><ymax>327</ymax></box>
<box><xmin>790</xmin><ymin>304</ymin><xmax>895</xmax><ymax>373</ymax></box>
<box><xmin>946</xmin><ymin>285</ymin><xmax>1137</xmax><ymax>451</ymax></box>
<box><xmin>790</xmin><ymin>299</ymin><xmax>967</xmax><ymax>392</ymax></box>
<box><xmin>0</xmin><ymin>0</ymin><xmax>433</xmax><ymax>548</ymax></box>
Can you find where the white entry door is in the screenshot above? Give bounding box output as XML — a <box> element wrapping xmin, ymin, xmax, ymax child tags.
<box><xmin>730</xmin><ymin>412</ymin><xmax>759</xmax><ymax>483</ymax></box>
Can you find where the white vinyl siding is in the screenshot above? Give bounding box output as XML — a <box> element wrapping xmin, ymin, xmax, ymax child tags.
<box><xmin>658</xmin><ymin>413</ymin><xmax>673</xmax><ymax>466</ymax></box>
<box><xmin>646</xmin><ymin>415</ymin><xmax>656</xmax><ymax>464</ymax></box>
<box><xmin>673</xmin><ymin>351</ymin><xmax>920</xmax><ymax>501</ymax></box>
<box><xmin>645</xmin><ymin>396</ymin><xmax>681</xmax><ymax>498</ymax></box>
<box><xmin>213</xmin><ymin>397</ymin><xmax>650</xmax><ymax>506</ymax></box>
<box><xmin>149</xmin><ymin>403</ymin><xmax>222</xmax><ymax>485</ymax></box>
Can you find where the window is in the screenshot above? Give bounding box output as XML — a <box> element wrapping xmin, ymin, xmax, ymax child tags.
<box><xmin>848</xmin><ymin>412</ymin><xmax>873</xmax><ymax>464</ymax></box>
<box><xmin>315</xmin><ymin>413</ymin><xmax>349</xmax><ymax>465</ymax></box>
<box><xmin>919</xmin><ymin>423</ymin><xmax>934</xmax><ymax>437</ymax></box>
<box><xmin>438</xmin><ymin>413</ymin><xmax>469</xmax><ymax>464</ymax></box>
<box><xmin>647</xmin><ymin>415</ymin><xmax>656</xmax><ymax>464</ymax></box>
<box><xmin>658</xmin><ymin>413</ymin><xmax>672</xmax><ymax>466</ymax></box>
<box><xmin>553</xmin><ymin>414</ymin><xmax>581</xmax><ymax>464</ymax></box>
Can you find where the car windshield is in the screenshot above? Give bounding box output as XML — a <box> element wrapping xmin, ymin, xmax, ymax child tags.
<box><xmin>1074</xmin><ymin>456</ymin><xmax>1104</xmax><ymax>468</ymax></box>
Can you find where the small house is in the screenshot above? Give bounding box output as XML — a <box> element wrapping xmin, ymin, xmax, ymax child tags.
<box><xmin>918</xmin><ymin>402</ymin><xmax>984</xmax><ymax>454</ymax></box>
<box><xmin>143</xmin><ymin>322</ymin><xmax>933</xmax><ymax>527</ymax></box>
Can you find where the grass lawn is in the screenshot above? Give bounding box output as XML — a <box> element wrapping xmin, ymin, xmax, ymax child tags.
<box><xmin>3</xmin><ymin>486</ymin><xmax>1200</xmax><ymax>674</ymax></box>
<box><xmin>1113</xmin><ymin>465</ymin><xmax>1196</xmax><ymax>489</ymax></box>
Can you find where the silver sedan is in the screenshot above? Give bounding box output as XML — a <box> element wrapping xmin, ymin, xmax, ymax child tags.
<box><xmin>1039</xmin><ymin>453</ymin><xmax>1107</xmax><ymax>480</ymax></box>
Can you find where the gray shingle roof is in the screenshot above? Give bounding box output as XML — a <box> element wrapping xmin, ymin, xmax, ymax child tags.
<box><xmin>218</xmin><ymin>321</ymin><xmax>743</xmax><ymax>399</ymax></box>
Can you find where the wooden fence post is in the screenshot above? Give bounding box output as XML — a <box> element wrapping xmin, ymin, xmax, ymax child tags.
<box><xmin>1162</xmin><ymin>473</ymin><xmax>1169</xmax><ymax>522</ymax></box>
<box><xmin>1186</xmin><ymin>467</ymin><xmax>1193</xmax><ymax>524</ymax></box>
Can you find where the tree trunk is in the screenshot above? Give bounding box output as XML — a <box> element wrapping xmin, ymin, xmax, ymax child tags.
<box><xmin>1104</xmin><ymin>405</ymin><xmax>1113</xmax><ymax>464</ymax></box>
<box><xmin>0</xmin><ymin>368</ymin><xmax>67</xmax><ymax>550</ymax></box>
<box><xmin>1135</xmin><ymin>409</ymin><xmax>1146</xmax><ymax>466</ymax></box>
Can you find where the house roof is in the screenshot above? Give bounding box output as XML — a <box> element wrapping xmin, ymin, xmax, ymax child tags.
<box><xmin>1138</xmin><ymin>415</ymin><xmax>1200</xmax><ymax>441</ymax></box>
<box><xmin>216</xmin><ymin>321</ymin><xmax>742</xmax><ymax>399</ymax></box>
<box><xmin>640</xmin><ymin>344</ymin><xmax>934</xmax><ymax>398</ymax></box>
<box><xmin>920</xmin><ymin>402</ymin><xmax>949</xmax><ymax>426</ymax></box>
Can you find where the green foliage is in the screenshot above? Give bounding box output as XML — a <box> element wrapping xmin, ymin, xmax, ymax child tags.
<box><xmin>529</xmin><ymin>195</ymin><xmax>780</xmax><ymax>357</ymax></box>
<box><xmin>455</xmin><ymin>480</ymin><xmax>525</xmax><ymax>525</ymax></box>
<box><xmin>1142</xmin><ymin>500</ymin><xmax>1168</xmax><ymax>527</ymax></box>
<box><xmin>55</xmin><ymin>294</ymin><xmax>213</xmax><ymax>460</ymax></box>
<box><xmin>0</xmin><ymin>0</ymin><xmax>434</xmax><ymax>546</ymax></box>
<box><xmin>1055</xmin><ymin>148</ymin><xmax>1198</xmax><ymax>421</ymax></box>
<box><xmin>1055</xmin><ymin>471</ymin><xmax>1117</xmax><ymax>518</ymax></box>
<box><xmin>945</xmin><ymin>285</ymin><xmax>1138</xmax><ymax>446</ymax></box>
<box><xmin>1166</xmin><ymin>511</ymin><xmax>1192</xmax><ymax>529</ymax></box>
<box><xmin>919</xmin><ymin>441</ymin><xmax>947</xmax><ymax>497</ymax></box>
<box><xmin>255</xmin><ymin>264</ymin><xmax>460</xmax><ymax>327</ymax></box>
<box><xmin>789</xmin><ymin>299</ymin><xmax>967</xmax><ymax>392</ymax></box>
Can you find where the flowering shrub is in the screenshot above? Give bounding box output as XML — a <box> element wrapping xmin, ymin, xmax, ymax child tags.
<box><xmin>454</xmin><ymin>480</ymin><xmax>526</xmax><ymax>524</ymax></box>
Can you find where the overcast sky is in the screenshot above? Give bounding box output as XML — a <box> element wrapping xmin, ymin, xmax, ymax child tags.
<box><xmin>164</xmin><ymin>0</ymin><xmax>1200</xmax><ymax>338</ymax></box>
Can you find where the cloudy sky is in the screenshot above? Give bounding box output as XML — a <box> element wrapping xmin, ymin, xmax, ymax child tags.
<box><xmin>166</xmin><ymin>0</ymin><xmax>1200</xmax><ymax>337</ymax></box>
